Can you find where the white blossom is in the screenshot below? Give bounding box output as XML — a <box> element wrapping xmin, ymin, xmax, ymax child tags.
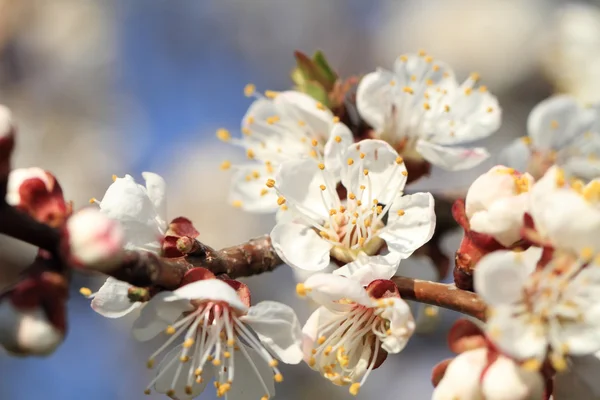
<box><xmin>501</xmin><ymin>95</ymin><xmax>600</xmax><ymax>181</ymax></box>
<box><xmin>222</xmin><ymin>89</ymin><xmax>353</xmax><ymax>213</ymax></box>
<box><xmin>475</xmin><ymin>249</ymin><xmax>600</xmax><ymax>372</ymax></box>
<box><xmin>299</xmin><ymin>257</ymin><xmax>414</xmax><ymax>395</ymax></box>
<box><xmin>134</xmin><ymin>278</ymin><xmax>302</xmax><ymax>399</ymax></box>
<box><xmin>0</xmin><ymin>301</ymin><xmax>63</xmax><ymax>356</ymax></box>
<box><xmin>270</xmin><ymin>139</ymin><xmax>435</xmax><ymax>272</ymax></box>
<box><xmin>432</xmin><ymin>348</ymin><xmax>544</xmax><ymax>400</ymax></box>
<box><xmin>66</xmin><ymin>207</ymin><xmax>125</xmax><ymax>270</ymax></box>
<box><xmin>86</xmin><ymin>172</ymin><xmax>168</xmax><ymax>318</ymax></box>
<box><xmin>356</xmin><ymin>53</ymin><xmax>501</xmax><ymax>171</ymax></box>
<box><xmin>530</xmin><ymin>166</ymin><xmax>600</xmax><ymax>257</ymax></box>
<box><xmin>465</xmin><ymin>166</ymin><xmax>534</xmax><ymax>246</ymax></box>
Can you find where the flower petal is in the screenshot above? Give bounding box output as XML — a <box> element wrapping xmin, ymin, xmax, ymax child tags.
<box><xmin>527</xmin><ymin>95</ymin><xmax>597</xmax><ymax>150</ymax></box>
<box><xmin>226</xmin><ymin>344</ymin><xmax>276</xmax><ymax>400</ymax></box>
<box><xmin>333</xmin><ymin>252</ymin><xmax>400</xmax><ymax>285</ymax></box>
<box><xmin>240</xmin><ymin>301</ymin><xmax>303</xmax><ymax>364</ymax></box>
<box><xmin>342</xmin><ymin>139</ymin><xmax>407</xmax><ymax>205</ymax></box>
<box><xmin>304</xmin><ymin>273</ymin><xmax>372</xmax><ymax>308</ymax></box>
<box><xmin>323</xmin><ymin>122</ymin><xmax>354</xmax><ymax>175</ymax></box>
<box><xmin>474</xmin><ymin>250</ymin><xmax>535</xmax><ymax>306</ymax></box>
<box><xmin>169</xmin><ymin>279</ymin><xmax>248</xmax><ymax>313</ymax></box>
<box><xmin>228</xmin><ymin>164</ymin><xmax>279</xmax><ymax>213</ymax></box>
<box><xmin>416</xmin><ymin>140</ymin><xmax>489</xmax><ymax>171</ymax></box>
<box><xmin>379</xmin><ymin>192</ymin><xmax>436</xmax><ymax>259</ymax></box>
<box><xmin>378</xmin><ymin>297</ymin><xmax>415</xmax><ymax>354</ymax></box>
<box><xmin>355</xmin><ymin>69</ymin><xmax>396</xmax><ymax>131</ymax></box>
<box><xmin>499</xmin><ymin>138</ymin><xmax>532</xmax><ymax>174</ymax></box>
<box><xmin>486</xmin><ymin>306</ymin><xmax>548</xmax><ymax>361</ymax></box>
<box><xmin>275</xmin><ymin>158</ymin><xmax>334</xmax><ymax>220</ymax></box>
<box><xmin>469</xmin><ymin>194</ymin><xmax>530</xmax><ymax>247</ymax></box>
<box><xmin>142</xmin><ymin>172</ymin><xmax>167</xmax><ymax>224</ymax></box>
<box><xmin>90</xmin><ymin>277</ymin><xmax>141</xmax><ymax>318</ymax></box>
<box><xmin>132</xmin><ymin>292</ymin><xmax>193</xmax><ymax>341</ymax></box>
<box><xmin>301</xmin><ymin>306</ymin><xmax>339</xmax><ymax>365</ymax></box>
<box><xmin>275</xmin><ymin>91</ymin><xmax>334</xmax><ymax>138</ymax></box>
<box><xmin>154</xmin><ymin>344</ymin><xmax>212</xmax><ymax>398</ymax></box>
<box><xmin>271</xmin><ymin>221</ymin><xmax>333</xmax><ymax>271</ymax></box>
<box><xmin>432</xmin><ymin>348</ymin><xmax>486</xmax><ymax>400</ymax></box>
<box><xmin>481</xmin><ymin>355</ymin><xmax>544</xmax><ymax>400</ymax></box>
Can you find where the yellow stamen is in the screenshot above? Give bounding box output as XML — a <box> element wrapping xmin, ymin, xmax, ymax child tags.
<box><xmin>220</xmin><ymin>160</ymin><xmax>231</xmax><ymax>170</ymax></box>
<box><xmin>165</xmin><ymin>326</ymin><xmax>176</xmax><ymax>335</ymax></box>
<box><xmin>349</xmin><ymin>383</ymin><xmax>361</xmax><ymax>396</ymax></box>
<box><xmin>274</xmin><ymin>374</ymin><xmax>283</xmax><ymax>383</ymax></box>
<box><xmin>216</xmin><ymin>128</ymin><xmax>231</xmax><ymax>142</ymax></box>
<box><xmin>79</xmin><ymin>287</ymin><xmax>92</xmax><ymax>297</ymax></box>
<box><xmin>244</xmin><ymin>83</ymin><xmax>256</xmax><ymax>97</ymax></box>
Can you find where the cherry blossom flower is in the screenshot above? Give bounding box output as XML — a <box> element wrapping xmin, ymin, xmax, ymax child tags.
<box><xmin>474</xmin><ymin>249</ymin><xmax>600</xmax><ymax>373</ymax></box>
<box><xmin>84</xmin><ymin>172</ymin><xmax>168</xmax><ymax>318</ymax></box>
<box><xmin>299</xmin><ymin>256</ymin><xmax>415</xmax><ymax>395</ymax></box>
<box><xmin>501</xmin><ymin>95</ymin><xmax>600</xmax><ymax>181</ymax></box>
<box><xmin>65</xmin><ymin>207</ymin><xmax>125</xmax><ymax>270</ymax></box>
<box><xmin>465</xmin><ymin>165</ymin><xmax>534</xmax><ymax>247</ymax></box>
<box><xmin>529</xmin><ymin>165</ymin><xmax>600</xmax><ymax>258</ymax></box>
<box><xmin>432</xmin><ymin>348</ymin><xmax>544</xmax><ymax>400</ymax></box>
<box><xmin>221</xmin><ymin>88</ymin><xmax>354</xmax><ymax>213</ymax></box>
<box><xmin>270</xmin><ymin>139</ymin><xmax>435</xmax><ymax>272</ymax></box>
<box><xmin>5</xmin><ymin>167</ymin><xmax>70</xmax><ymax>226</ymax></box>
<box><xmin>356</xmin><ymin>52</ymin><xmax>501</xmax><ymax>172</ymax></box>
<box><xmin>134</xmin><ymin>271</ymin><xmax>302</xmax><ymax>399</ymax></box>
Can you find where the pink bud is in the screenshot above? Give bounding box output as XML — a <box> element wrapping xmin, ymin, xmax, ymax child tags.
<box><xmin>6</xmin><ymin>167</ymin><xmax>69</xmax><ymax>226</ymax></box>
<box><xmin>0</xmin><ymin>301</ymin><xmax>63</xmax><ymax>356</ymax></box>
<box><xmin>66</xmin><ymin>208</ymin><xmax>124</xmax><ymax>270</ymax></box>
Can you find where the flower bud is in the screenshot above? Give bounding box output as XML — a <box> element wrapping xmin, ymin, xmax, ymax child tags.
<box><xmin>465</xmin><ymin>165</ymin><xmax>534</xmax><ymax>247</ymax></box>
<box><xmin>6</xmin><ymin>167</ymin><xmax>69</xmax><ymax>226</ymax></box>
<box><xmin>0</xmin><ymin>300</ymin><xmax>63</xmax><ymax>356</ymax></box>
<box><xmin>0</xmin><ymin>105</ymin><xmax>15</xmax><ymax>178</ymax></box>
<box><xmin>66</xmin><ymin>208</ymin><xmax>124</xmax><ymax>270</ymax></box>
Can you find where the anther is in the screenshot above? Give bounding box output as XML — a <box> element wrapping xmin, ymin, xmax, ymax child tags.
<box><xmin>146</xmin><ymin>359</ymin><xmax>155</xmax><ymax>369</ymax></box>
<box><xmin>464</xmin><ymin>88</ymin><xmax>473</xmax><ymax>95</ymax></box>
<box><xmin>274</xmin><ymin>374</ymin><xmax>284</xmax><ymax>383</ymax></box>
<box><xmin>265</xmin><ymin>90</ymin><xmax>278</xmax><ymax>98</ymax></box>
<box><xmin>395</xmin><ymin>156</ymin><xmax>404</xmax><ymax>164</ymax></box>
<box><xmin>318</xmin><ymin>336</ymin><xmax>326</xmax><ymax>345</ymax></box>
<box><xmin>165</xmin><ymin>326</ymin><xmax>176</xmax><ymax>335</ymax></box>
<box><xmin>180</xmin><ymin>355</ymin><xmax>190</xmax><ymax>362</ymax></box>
<box><xmin>318</xmin><ymin>163</ymin><xmax>325</xmax><ymax>170</ymax></box>
<box><xmin>89</xmin><ymin>197</ymin><xmax>98</xmax><ymax>204</ymax></box>
<box><xmin>220</xmin><ymin>160</ymin><xmax>231</xmax><ymax>170</ymax></box>
<box><xmin>224</xmin><ymin>351</ymin><xmax>231</xmax><ymax>358</ymax></box>
<box><xmin>166</xmin><ymin>389</ymin><xmax>175</xmax><ymax>397</ymax></box>
<box><xmin>144</xmin><ymin>389</ymin><xmax>151</xmax><ymax>395</ymax></box>
<box><xmin>247</xmin><ymin>149</ymin><xmax>255</xmax><ymax>159</ymax></box>
<box><xmin>266</xmin><ymin>178</ymin><xmax>275</xmax><ymax>188</ymax></box>
<box><xmin>213</xmin><ymin>359</ymin><xmax>222</xmax><ymax>366</ymax></box>
<box><xmin>311</xmin><ymin>139</ymin><xmax>319</xmax><ymax>147</ymax></box>
<box><xmin>244</xmin><ymin>84</ymin><xmax>256</xmax><ymax>97</ymax></box>
<box><xmin>349</xmin><ymin>383</ymin><xmax>361</xmax><ymax>396</ymax></box>
<box><xmin>334</xmin><ymin>136</ymin><xmax>342</xmax><ymax>143</ymax></box>
<box><xmin>185</xmin><ymin>386</ymin><xmax>193</xmax><ymax>395</ymax></box>
<box><xmin>269</xmin><ymin>359</ymin><xmax>279</xmax><ymax>367</ymax></box>
<box><xmin>232</xmin><ymin>200</ymin><xmax>243</xmax><ymax>208</ymax></box>
<box><xmin>79</xmin><ymin>287</ymin><xmax>92</xmax><ymax>297</ymax></box>
<box><xmin>401</xmin><ymin>170</ymin><xmax>408</xmax><ymax>176</ymax></box>
<box><xmin>320</xmin><ymin>184</ymin><xmax>327</xmax><ymax>191</ymax></box>
<box><xmin>316</xmin><ymin>102</ymin><xmax>325</xmax><ymax>110</ymax></box>
<box><xmin>333</xmin><ymin>116</ymin><xmax>340</xmax><ymax>123</ymax></box>
<box><xmin>217</xmin><ymin>128</ymin><xmax>231</xmax><ymax>142</ymax></box>
<box><xmin>403</xmin><ymin>87</ymin><xmax>414</xmax><ymax>95</ymax></box>
<box><xmin>277</xmin><ymin>196</ymin><xmax>286</xmax><ymax>205</ymax></box>
<box><xmin>359</xmin><ymin>153</ymin><xmax>365</xmax><ymax>159</ymax></box>
<box><xmin>296</xmin><ymin>283</ymin><xmax>310</xmax><ymax>297</ymax></box>
<box><xmin>195</xmin><ymin>368</ymin><xmax>203</xmax><ymax>376</ymax></box>
<box><xmin>183</xmin><ymin>338</ymin><xmax>195</xmax><ymax>348</ymax></box>
<box><xmin>347</xmin><ymin>158</ymin><xmax>354</xmax><ymax>165</ymax></box>
<box><xmin>363</xmin><ymin>169</ymin><xmax>369</xmax><ymax>176</ymax></box>
<box><xmin>112</xmin><ymin>174</ymin><xmax>118</xmax><ymax>182</ymax></box>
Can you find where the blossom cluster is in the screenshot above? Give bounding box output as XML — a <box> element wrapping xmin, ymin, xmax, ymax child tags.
<box><xmin>1</xmin><ymin>50</ymin><xmax>600</xmax><ymax>400</ymax></box>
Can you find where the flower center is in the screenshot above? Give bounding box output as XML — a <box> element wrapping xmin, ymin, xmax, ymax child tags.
<box><xmin>143</xmin><ymin>301</ymin><xmax>281</xmax><ymax>399</ymax></box>
<box><xmin>308</xmin><ymin>301</ymin><xmax>394</xmax><ymax>396</ymax></box>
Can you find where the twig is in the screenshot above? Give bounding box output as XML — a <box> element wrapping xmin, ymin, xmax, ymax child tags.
<box><xmin>392</xmin><ymin>277</ymin><xmax>486</xmax><ymax>321</ymax></box>
<box><xmin>0</xmin><ymin>203</ymin><xmax>61</xmax><ymax>254</ymax></box>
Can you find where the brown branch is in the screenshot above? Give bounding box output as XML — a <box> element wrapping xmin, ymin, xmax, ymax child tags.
<box><xmin>392</xmin><ymin>276</ymin><xmax>487</xmax><ymax>321</ymax></box>
<box><xmin>205</xmin><ymin>235</ymin><xmax>282</xmax><ymax>278</ymax></box>
<box><xmin>0</xmin><ymin>203</ymin><xmax>61</xmax><ymax>254</ymax></box>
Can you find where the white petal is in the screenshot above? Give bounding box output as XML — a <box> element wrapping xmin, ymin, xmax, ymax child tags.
<box><xmin>142</xmin><ymin>172</ymin><xmax>168</xmax><ymax>224</ymax></box>
<box><xmin>226</xmin><ymin>344</ymin><xmax>275</xmax><ymax>400</ymax></box>
<box><xmin>379</xmin><ymin>192</ymin><xmax>436</xmax><ymax>259</ymax></box>
<box><xmin>228</xmin><ymin>165</ymin><xmax>279</xmax><ymax>213</ymax></box>
<box><xmin>240</xmin><ymin>301</ymin><xmax>303</xmax><ymax>364</ymax></box>
<box><xmin>333</xmin><ymin>252</ymin><xmax>400</xmax><ymax>285</ymax></box>
<box><xmin>527</xmin><ymin>95</ymin><xmax>596</xmax><ymax>150</ymax></box>
<box><xmin>323</xmin><ymin>122</ymin><xmax>354</xmax><ymax>176</ymax></box>
<box><xmin>474</xmin><ymin>250</ymin><xmax>534</xmax><ymax>306</ymax></box>
<box><xmin>481</xmin><ymin>355</ymin><xmax>544</xmax><ymax>400</ymax></box>
<box><xmin>132</xmin><ymin>292</ymin><xmax>192</xmax><ymax>341</ymax></box>
<box><xmin>432</xmin><ymin>348</ymin><xmax>486</xmax><ymax>400</ymax></box>
<box><xmin>169</xmin><ymin>279</ymin><xmax>248</xmax><ymax>313</ymax></box>
<box><xmin>301</xmin><ymin>307</ymin><xmax>338</xmax><ymax>364</ymax></box>
<box><xmin>416</xmin><ymin>140</ymin><xmax>489</xmax><ymax>171</ymax></box>
<box><xmin>379</xmin><ymin>297</ymin><xmax>415</xmax><ymax>354</ymax></box>
<box><xmin>271</xmin><ymin>221</ymin><xmax>333</xmax><ymax>271</ymax></box>
<box><xmin>0</xmin><ymin>302</ymin><xmax>63</xmax><ymax>356</ymax></box>
<box><xmin>304</xmin><ymin>273</ymin><xmax>372</xmax><ymax>308</ymax></box>
<box><xmin>154</xmin><ymin>345</ymin><xmax>211</xmax><ymax>398</ymax></box>
<box><xmin>486</xmin><ymin>307</ymin><xmax>548</xmax><ymax>361</ymax></box>
<box><xmin>342</xmin><ymin>139</ymin><xmax>407</xmax><ymax>205</ymax></box>
<box><xmin>499</xmin><ymin>138</ymin><xmax>532</xmax><ymax>174</ymax></box>
<box><xmin>554</xmin><ymin>303</ymin><xmax>600</xmax><ymax>356</ymax></box>
<box><xmin>469</xmin><ymin>194</ymin><xmax>530</xmax><ymax>247</ymax></box>
<box><xmin>275</xmin><ymin>91</ymin><xmax>334</xmax><ymax>137</ymax></box>
<box><xmin>356</xmin><ymin>69</ymin><xmax>396</xmax><ymax>131</ymax></box>
<box><xmin>275</xmin><ymin>158</ymin><xmax>334</xmax><ymax>220</ymax></box>
<box><xmin>90</xmin><ymin>277</ymin><xmax>141</xmax><ymax>318</ymax></box>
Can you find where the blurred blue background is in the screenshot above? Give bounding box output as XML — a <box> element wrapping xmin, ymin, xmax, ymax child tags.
<box><xmin>0</xmin><ymin>0</ymin><xmax>596</xmax><ymax>398</ymax></box>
